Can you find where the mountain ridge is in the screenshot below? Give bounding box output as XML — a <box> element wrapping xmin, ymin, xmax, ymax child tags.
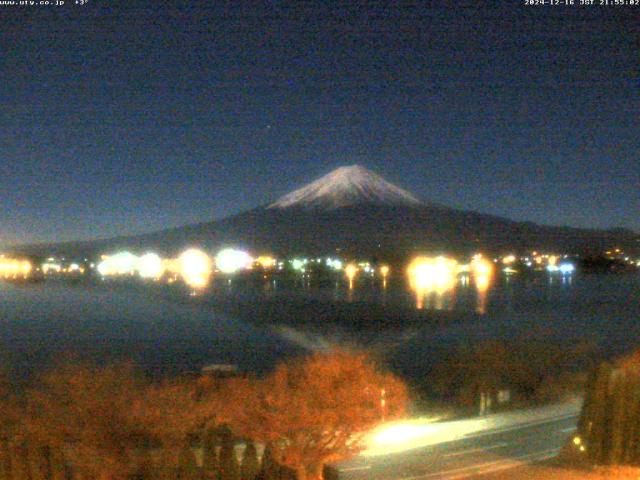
<box><xmin>6</xmin><ymin>166</ymin><xmax>638</xmax><ymax>258</ymax></box>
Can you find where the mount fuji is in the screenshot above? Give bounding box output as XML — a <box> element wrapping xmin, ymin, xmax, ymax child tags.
<box><xmin>267</xmin><ymin>165</ymin><xmax>423</xmax><ymax>210</ymax></box>
<box><xmin>13</xmin><ymin>165</ymin><xmax>638</xmax><ymax>259</ymax></box>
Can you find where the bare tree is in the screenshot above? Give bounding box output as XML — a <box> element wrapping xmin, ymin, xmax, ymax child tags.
<box><xmin>228</xmin><ymin>351</ymin><xmax>408</xmax><ymax>480</ymax></box>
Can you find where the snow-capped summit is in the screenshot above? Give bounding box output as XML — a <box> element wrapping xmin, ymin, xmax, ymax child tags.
<box><xmin>267</xmin><ymin>165</ymin><xmax>423</xmax><ymax>210</ymax></box>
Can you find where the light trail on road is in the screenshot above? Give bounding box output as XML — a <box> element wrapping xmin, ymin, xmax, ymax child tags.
<box><xmin>337</xmin><ymin>404</ymin><xmax>580</xmax><ymax>480</ymax></box>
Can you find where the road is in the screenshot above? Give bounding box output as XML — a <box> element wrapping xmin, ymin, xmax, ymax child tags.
<box><xmin>336</xmin><ymin>404</ymin><xmax>580</xmax><ymax>480</ymax></box>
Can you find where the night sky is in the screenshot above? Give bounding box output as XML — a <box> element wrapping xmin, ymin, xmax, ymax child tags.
<box><xmin>1</xmin><ymin>1</ymin><xmax>638</xmax><ymax>246</ymax></box>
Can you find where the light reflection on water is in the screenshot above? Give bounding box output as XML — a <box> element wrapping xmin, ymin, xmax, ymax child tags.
<box><xmin>407</xmin><ymin>256</ymin><xmax>459</xmax><ymax>310</ymax></box>
<box><xmin>263</xmin><ymin>263</ymin><xmax>497</xmax><ymax>314</ymax></box>
<box><xmin>0</xmin><ymin>272</ymin><xmax>638</xmax><ymax>379</ymax></box>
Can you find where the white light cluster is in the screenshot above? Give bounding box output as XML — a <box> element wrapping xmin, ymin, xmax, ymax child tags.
<box><xmin>97</xmin><ymin>246</ymin><xmax>262</xmax><ymax>289</ymax></box>
<box><xmin>559</xmin><ymin>262</ymin><xmax>575</xmax><ymax>274</ymax></box>
<box><xmin>325</xmin><ymin>258</ymin><xmax>343</xmax><ymax>270</ymax></box>
<box><xmin>97</xmin><ymin>252</ymin><xmax>139</xmax><ymax>276</ymax></box>
<box><xmin>215</xmin><ymin>248</ymin><xmax>253</xmax><ymax>274</ymax></box>
<box><xmin>179</xmin><ymin>249</ymin><xmax>212</xmax><ymax>288</ymax></box>
<box><xmin>137</xmin><ymin>253</ymin><xmax>164</xmax><ymax>279</ymax></box>
<box><xmin>547</xmin><ymin>262</ymin><xmax>575</xmax><ymax>275</ymax></box>
<box><xmin>291</xmin><ymin>258</ymin><xmax>308</xmax><ymax>271</ymax></box>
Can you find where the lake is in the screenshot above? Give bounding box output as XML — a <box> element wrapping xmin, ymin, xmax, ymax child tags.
<box><xmin>0</xmin><ymin>272</ymin><xmax>638</xmax><ymax>379</ymax></box>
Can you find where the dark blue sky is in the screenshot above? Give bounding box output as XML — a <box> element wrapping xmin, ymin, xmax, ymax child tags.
<box><xmin>1</xmin><ymin>1</ymin><xmax>638</xmax><ymax>245</ymax></box>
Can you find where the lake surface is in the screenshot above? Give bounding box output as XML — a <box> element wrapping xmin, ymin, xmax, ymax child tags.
<box><xmin>0</xmin><ymin>272</ymin><xmax>638</xmax><ymax>379</ymax></box>
<box><xmin>0</xmin><ymin>280</ymin><xmax>301</xmax><ymax>377</ymax></box>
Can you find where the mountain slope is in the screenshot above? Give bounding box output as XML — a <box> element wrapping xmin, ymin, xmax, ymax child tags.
<box><xmin>9</xmin><ymin>166</ymin><xmax>638</xmax><ymax>259</ymax></box>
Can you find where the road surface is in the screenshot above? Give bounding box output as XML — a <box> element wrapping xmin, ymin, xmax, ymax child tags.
<box><xmin>336</xmin><ymin>402</ymin><xmax>580</xmax><ymax>480</ymax></box>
